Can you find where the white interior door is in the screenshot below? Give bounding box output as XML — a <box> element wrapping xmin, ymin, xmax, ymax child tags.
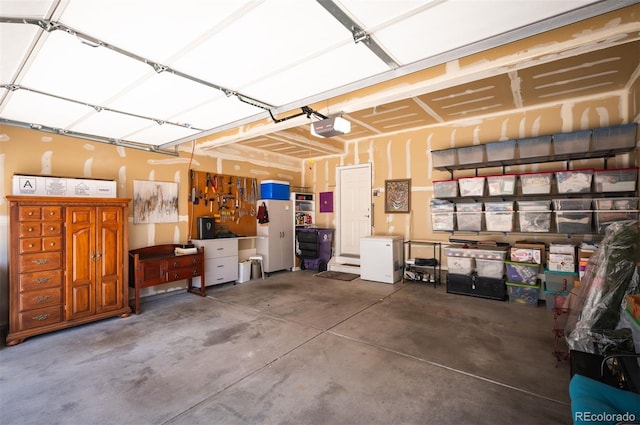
<box><xmin>337</xmin><ymin>163</ymin><xmax>372</xmax><ymax>258</ymax></box>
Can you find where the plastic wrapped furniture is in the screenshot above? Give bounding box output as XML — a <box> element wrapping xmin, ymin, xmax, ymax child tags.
<box><xmin>565</xmin><ymin>220</ymin><xmax>640</xmax><ymax>357</ymax></box>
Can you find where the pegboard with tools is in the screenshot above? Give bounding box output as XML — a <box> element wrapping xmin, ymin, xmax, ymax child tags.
<box><xmin>189</xmin><ymin>169</ymin><xmax>259</xmax><ymax>238</ymax></box>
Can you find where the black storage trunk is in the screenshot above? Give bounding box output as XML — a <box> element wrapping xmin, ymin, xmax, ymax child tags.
<box><xmin>446</xmin><ymin>274</ymin><xmax>506</xmax><ymax>301</ymax></box>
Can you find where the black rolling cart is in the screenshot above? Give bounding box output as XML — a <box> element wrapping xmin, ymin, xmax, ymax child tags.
<box><xmin>403</xmin><ymin>240</ymin><xmax>442</xmax><ymax>287</ymax></box>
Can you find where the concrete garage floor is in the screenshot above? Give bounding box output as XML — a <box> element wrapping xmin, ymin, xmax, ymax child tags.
<box><xmin>0</xmin><ymin>270</ymin><xmax>572</xmax><ymax>425</ymax></box>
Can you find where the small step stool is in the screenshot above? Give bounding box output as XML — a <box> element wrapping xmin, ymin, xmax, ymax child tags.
<box><xmin>249</xmin><ymin>255</ymin><xmax>265</xmax><ymax>279</ymax></box>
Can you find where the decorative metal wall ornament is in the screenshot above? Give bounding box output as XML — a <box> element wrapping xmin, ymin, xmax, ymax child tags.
<box><xmin>385</xmin><ymin>179</ymin><xmax>411</xmax><ymax>213</ymax></box>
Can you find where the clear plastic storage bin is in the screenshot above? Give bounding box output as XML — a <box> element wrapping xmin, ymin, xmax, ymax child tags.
<box><xmin>432</xmin><ymin>148</ymin><xmax>457</xmax><ymax>168</ymax></box>
<box><xmin>595</xmin><ymin>210</ymin><xmax>639</xmax><ymax>234</ymax></box>
<box><xmin>485</xmin><ymin>211</ymin><xmax>515</xmax><ymax>232</ymax></box>
<box><xmin>553</xmin><ymin>199</ymin><xmax>592</xmax><ymax>210</ymax></box>
<box><xmin>553</xmin><ymin>130</ymin><xmax>591</xmax><ymax>155</ymax></box>
<box><xmin>485</xmin><ymin>140</ymin><xmax>516</xmax><ymax>162</ymax></box>
<box><xmin>505</xmin><ymin>261</ymin><xmax>540</xmax><ymax>285</ymax></box>
<box><xmin>544</xmin><ymin>270</ymin><xmax>576</xmax><ymax>293</ymax></box>
<box><xmin>431</xmin><ymin>212</ymin><xmax>455</xmax><ymax>231</ymax></box>
<box><xmin>458</xmin><ymin>176</ymin><xmax>486</xmax><ymax>196</ymax></box>
<box><xmin>518</xmin><ymin>136</ymin><xmax>552</xmax><ymax>158</ymax></box>
<box><xmin>517</xmin><ymin>200</ymin><xmax>551</xmax><ymax>211</ymax></box>
<box><xmin>555</xmin><ymin>169</ymin><xmax>593</xmax><ymax>193</ymax></box>
<box><xmin>433</xmin><ymin>180</ymin><xmax>458</xmax><ymax>198</ymax></box>
<box><xmin>506</xmin><ymin>282</ymin><xmax>540</xmax><ymax>306</ymax></box>
<box><xmin>518</xmin><ymin>211</ymin><xmax>552</xmax><ymax>232</ymax></box>
<box><xmin>457</xmin><ymin>145</ymin><xmax>486</xmax><ymax>165</ymax></box>
<box><xmin>593</xmin><ymin>198</ymin><xmax>639</xmax><ymax>210</ymax></box>
<box><xmin>520</xmin><ymin>172</ymin><xmax>553</xmax><ymax>194</ymax></box>
<box><xmin>555</xmin><ymin>210</ymin><xmax>593</xmax><ymax>234</ymax></box>
<box><xmin>484</xmin><ymin>201</ymin><xmax>514</xmax><ymax>211</ymax></box>
<box><xmin>486</xmin><ymin>174</ymin><xmax>516</xmax><ymax>196</ymax></box>
<box><xmin>591</xmin><ymin>124</ymin><xmax>637</xmax><ymax>152</ymax></box>
<box><xmin>594</xmin><ymin>168</ymin><xmax>638</xmax><ymax>192</ymax></box>
<box><xmin>430</xmin><ymin>199</ymin><xmax>455</xmax><ymax>211</ymax></box>
<box><xmin>456</xmin><ymin>212</ymin><xmax>483</xmax><ymax>231</ymax></box>
<box><xmin>456</xmin><ymin>202</ymin><xmax>483</xmax><ymax>212</ymax></box>
<box><xmin>446</xmin><ymin>256</ymin><xmax>474</xmax><ymax>275</ymax></box>
<box><xmin>475</xmin><ymin>258</ymin><xmax>504</xmax><ymax>279</ymax></box>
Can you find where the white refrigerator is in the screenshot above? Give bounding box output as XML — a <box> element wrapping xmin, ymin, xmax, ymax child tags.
<box><xmin>359</xmin><ymin>235</ymin><xmax>404</xmax><ymax>284</ymax></box>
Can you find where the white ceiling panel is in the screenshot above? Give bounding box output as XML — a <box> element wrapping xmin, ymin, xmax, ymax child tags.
<box><xmin>242</xmin><ymin>42</ymin><xmax>389</xmax><ymax>106</ymax></box>
<box><xmin>171</xmin><ymin>0</ymin><xmax>349</xmax><ymax>94</ymax></box>
<box><xmin>337</xmin><ymin>0</ymin><xmax>436</xmax><ymax>29</ymax></box>
<box><xmin>68</xmin><ymin>109</ymin><xmax>159</xmax><ymax>140</ymax></box>
<box><xmin>1</xmin><ymin>0</ymin><xmax>634</xmax><ymax>155</ymax></box>
<box><xmin>374</xmin><ymin>0</ymin><xmax>600</xmax><ymax>65</ymax></box>
<box><xmin>19</xmin><ymin>30</ymin><xmax>150</xmax><ymax>105</ymax></box>
<box><xmin>171</xmin><ymin>96</ymin><xmax>265</xmax><ymax>130</ymax></box>
<box><xmin>127</xmin><ymin>122</ymin><xmax>201</xmax><ymax>145</ymax></box>
<box><xmin>1</xmin><ymin>89</ymin><xmax>91</xmax><ymax>128</ymax></box>
<box><xmin>0</xmin><ymin>23</ymin><xmax>40</xmax><ymax>83</ymax></box>
<box><xmin>107</xmin><ymin>71</ymin><xmax>220</xmax><ymax>123</ymax></box>
<box><xmin>0</xmin><ymin>0</ymin><xmax>55</xmax><ymax>16</ymax></box>
<box><xmin>57</xmin><ymin>0</ymin><xmax>254</xmax><ymax>64</ymax></box>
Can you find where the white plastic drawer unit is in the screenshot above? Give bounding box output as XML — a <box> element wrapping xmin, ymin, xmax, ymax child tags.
<box><xmin>206</xmin><ymin>238</ymin><xmax>238</xmax><ymax>258</ymax></box>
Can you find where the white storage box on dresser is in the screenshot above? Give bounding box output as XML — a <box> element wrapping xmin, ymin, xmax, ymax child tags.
<box><xmin>191</xmin><ymin>238</ymin><xmax>238</xmax><ymax>287</ymax></box>
<box><xmin>360</xmin><ymin>235</ymin><xmax>404</xmax><ymax>284</ymax></box>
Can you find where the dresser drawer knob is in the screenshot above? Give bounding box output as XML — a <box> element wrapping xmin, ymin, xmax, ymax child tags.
<box><xmin>49</xmin><ymin>226</ymin><xmax>55</xmax><ymax>231</ymax></box>
<box><xmin>28</xmin><ymin>211</ymin><xmax>34</xmax><ymax>216</ymax></box>
<box><xmin>28</xmin><ymin>227</ymin><xmax>34</xmax><ymax>232</ymax></box>
<box><xmin>35</xmin><ymin>296</ymin><xmax>51</xmax><ymax>303</ymax></box>
<box><xmin>174</xmin><ymin>273</ymin><xmax>179</xmax><ymax>279</ymax></box>
<box><xmin>49</xmin><ymin>211</ymin><xmax>55</xmax><ymax>216</ymax></box>
<box><xmin>29</xmin><ymin>243</ymin><xmax>35</xmax><ymax>248</ymax></box>
<box><xmin>33</xmin><ymin>314</ymin><xmax>50</xmax><ymax>321</ymax></box>
<box><xmin>35</xmin><ymin>277</ymin><xmax>51</xmax><ymax>284</ymax></box>
<box><xmin>33</xmin><ymin>259</ymin><xmax>49</xmax><ymax>265</ymax></box>
<box><xmin>50</xmin><ymin>242</ymin><xmax>56</xmax><ymax>247</ymax></box>
<box><xmin>173</xmin><ymin>261</ymin><xmax>179</xmax><ymax>267</ymax></box>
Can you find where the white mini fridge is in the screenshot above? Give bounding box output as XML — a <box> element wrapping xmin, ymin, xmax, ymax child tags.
<box><xmin>360</xmin><ymin>235</ymin><xmax>404</xmax><ymax>284</ymax></box>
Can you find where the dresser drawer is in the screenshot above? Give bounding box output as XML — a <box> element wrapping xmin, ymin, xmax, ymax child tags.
<box><xmin>42</xmin><ymin>222</ymin><xmax>62</xmax><ymax>236</ymax></box>
<box><xmin>18</xmin><ymin>306</ymin><xmax>63</xmax><ymax>330</ymax></box>
<box><xmin>19</xmin><ymin>252</ymin><xmax>62</xmax><ymax>273</ymax></box>
<box><xmin>20</xmin><ymin>270</ymin><xmax>63</xmax><ymax>291</ymax></box>
<box><xmin>18</xmin><ymin>206</ymin><xmax>62</xmax><ymax>221</ymax></box>
<box><xmin>19</xmin><ymin>287</ymin><xmax>62</xmax><ymax>311</ymax></box>
<box><xmin>205</xmin><ymin>256</ymin><xmax>238</xmax><ymax>284</ymax></box>
<box><xmin>19</xmin><ymin>237</ymin><xmax>63</xmax><ymax>254</ymax></box>
<box><xmin>166</xmin><ymin>254</ymin><xmax>202</xmax><ymax>270</ymax></box>
<box><xmin>164</xmin><ymin>266</ymin><xmax>202</xmax><ymax>282</ymax></box>
<box><xmin>19</xmin><ymin>222</ymin><xmax>42</xmax><ymax>237</ymax></box>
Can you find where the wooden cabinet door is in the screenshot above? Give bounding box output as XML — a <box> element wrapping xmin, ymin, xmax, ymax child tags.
<box><xmin>66</xmin><ymin>207</ymin><xmax>96</xmax><ymax>320</ymax></box>
<box><xmin>96</xmin><ymin>207</ymin><xmax>124</xmax><ymax>313</ymax></box>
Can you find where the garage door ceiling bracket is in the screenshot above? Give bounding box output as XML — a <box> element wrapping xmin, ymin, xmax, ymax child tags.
<box><xmin>315</xmin><ymin>0</ymin><xmax>399</xmax><ymax>68</ymax></box>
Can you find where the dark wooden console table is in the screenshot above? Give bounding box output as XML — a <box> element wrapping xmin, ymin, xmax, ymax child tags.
<box><xmin>128</xmin><ymin>244</ymin><xmax>205</xmax><ymax>314</ymax></box>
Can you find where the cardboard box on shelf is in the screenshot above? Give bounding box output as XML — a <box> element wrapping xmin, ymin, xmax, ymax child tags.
<box><xmin>548</xmin><ymin>253</ymin><xmax>575</xmax><ymax>272</ymax></box>
<box><xmin>513</xmin><ymin>241</ymin><xmax>546</xmax><ymax>265</ymax></box>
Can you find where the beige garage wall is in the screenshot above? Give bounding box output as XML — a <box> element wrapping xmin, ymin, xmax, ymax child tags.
<box><xmin>305</xmin><ymin>93</ymin><xmax>639</xmax><ymax>260</ymax></box>
<box><xmin>0</xmin><ymin>126</ymin><xmax>303</xmax><ymax>327</ymax></box>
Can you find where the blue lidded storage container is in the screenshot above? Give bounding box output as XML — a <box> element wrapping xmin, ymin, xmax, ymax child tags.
<box><xmin>260</xmin><ymin>180</ymin><xmax>290</xmax><ymax>200</ymax></box>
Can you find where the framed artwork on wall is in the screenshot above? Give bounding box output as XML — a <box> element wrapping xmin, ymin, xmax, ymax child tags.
<box><xmin>385</xmin><ymin>179</ymin><xmax>411</xmax><ymax>213</ymax></box>
<box><xmin>133</xmin><ymin>180</ymin><xmax>179</xmax><ymax>224</ymax></box>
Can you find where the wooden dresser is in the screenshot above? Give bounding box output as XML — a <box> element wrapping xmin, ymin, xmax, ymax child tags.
<box><xmin>6</xmin><ymin>196</ymin><xmax>131</xmax><ymax>346</ymax></box>
<box><xmin>128</xmin><ymin>244</ymin><xmax>205</xmax><ymax>314</ymax></box>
